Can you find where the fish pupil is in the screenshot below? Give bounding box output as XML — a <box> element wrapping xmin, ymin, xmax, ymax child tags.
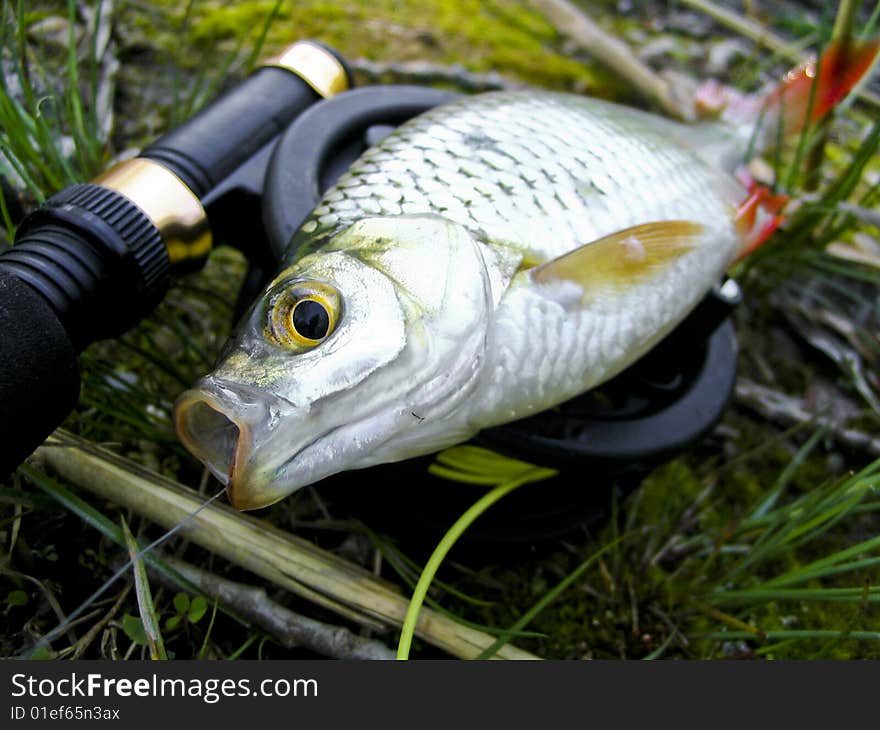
<box><xmin>292</xmin><ymin>299</ymin><xmax>330</xmax><ymax>340</ymax></box>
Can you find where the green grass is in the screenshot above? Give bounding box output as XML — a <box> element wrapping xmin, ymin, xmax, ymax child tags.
<box><xmin>394</xmin><ymin>443</ymin><xmax>879</xmax><ymax>659</ymax></box>
<box><xmin>2</xmin><ymin>0</ymin><xmax>880</xmax><ymax>660</ymax></box>
<box><xmin>396</xmin><ymin>449</ymin><xmax>557</xmax><ymax>659</ymax></box>
<box><xmin>0</xmin><ymin>0</ymin><xmax>110</xmax><ymax>232</ymax></box>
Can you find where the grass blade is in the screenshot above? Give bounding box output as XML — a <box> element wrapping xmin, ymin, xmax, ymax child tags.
<box><xmin>395</xmin><ymin>470</ymin><xmax>551</xmax><ymax>660</ymax></box>
<box><xmin>121</xmin><ymin>517</ymin><xmax>167</xmax><ymax>660</ymax></box>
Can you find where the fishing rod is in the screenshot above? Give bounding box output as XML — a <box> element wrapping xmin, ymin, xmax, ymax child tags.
<box><xmin>0</xmin><ymin>40</ymin><xmax>352</xmax><ymax>477</ymax></box>
<box><xmin>0</xmin><ymin>39</ymin><xmax>740</xmax><ymax>543</ymax></box>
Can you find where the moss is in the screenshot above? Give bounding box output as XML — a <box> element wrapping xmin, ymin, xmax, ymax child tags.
<box><xmin>142</xmin><ymin>0</ymin><xmax>618</xmax><ymax>93</ymax></box>
<box><xmin>634</xmin><ymin>459</ymin><xmax>706</xmax><ymax>525</ymax></box>
<box><xmin>22</xmin><ymin>10</ymin><xmax>55</xmax><ymax>26</ymax></box>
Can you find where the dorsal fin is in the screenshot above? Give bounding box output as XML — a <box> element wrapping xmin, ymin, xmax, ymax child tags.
<box><xmin>531</xmin><ymin>220</ymin><xmax>706</xmax><ymax>298</ymax></box>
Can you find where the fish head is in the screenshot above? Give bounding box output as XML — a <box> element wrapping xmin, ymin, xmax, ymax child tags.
<box><xmin>175</xmin><ymin>215</ymin><xmax>492</xmax><ymax>510</ymax></box>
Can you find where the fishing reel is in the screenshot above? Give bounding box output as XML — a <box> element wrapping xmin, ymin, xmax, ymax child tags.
<box><xmin>0</xmin><ymin>41</ymin><xmax>739</xmax><ymax>546</ymax></box>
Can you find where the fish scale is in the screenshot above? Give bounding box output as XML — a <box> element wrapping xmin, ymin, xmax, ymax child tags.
<box><xmin>477</xmin><ymin>245</ymin><xmax>709</xmax><ymax>425</ymax></box>
<box><xmin>287</xmin><ymin>89</ymin><xmax>745</xmax><ymax>428</ymax></box>
<box><xmin>293</xmin><ymin>90</ymin><xmax>743</xmax><ymax>268</ymax></box>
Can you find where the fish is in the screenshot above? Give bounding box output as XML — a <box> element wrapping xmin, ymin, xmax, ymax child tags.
<box><xmin>175</xmin><ymin>39</ymin><xmax>879</xmax><ymax>510</ymax></box>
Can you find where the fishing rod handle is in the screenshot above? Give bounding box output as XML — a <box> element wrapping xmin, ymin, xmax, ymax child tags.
<box><xmin>142</xmin><ymin>40</ymin><xmax>352</xmax><ymax>200</ymax></box>
<box><xmin>0</xmin><ymin>269</ymin><xmax>79</xmax><ymax>477</ymax></box>
<box><xmin>0</xmin><ymin>40</ymin><xmax>351</xmax><ymax>479</ymax></box>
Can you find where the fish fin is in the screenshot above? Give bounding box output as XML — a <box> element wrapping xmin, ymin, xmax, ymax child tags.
<box><xmin>733</xmin><ymin>169</ymin><xmax>789</xmax><ymax>260</ymax></box>
<box><xmin>736</xmin><ymin>209</ymin><xmax>784</xmax><ymax>260</ymax></box>
<box><xmin>531</xmin><ymin>221</ymin><xmax>706</xmax><ymax>297</ymax></box>
<box><xmin>696</xmin><ymin>38</ymin><xmax>880</xmax><ymax>145</ymax></box>
<box><xmin>765</xmin><ymin>37</ymin><xmax>880</xmax><ymax>138</ymax></box>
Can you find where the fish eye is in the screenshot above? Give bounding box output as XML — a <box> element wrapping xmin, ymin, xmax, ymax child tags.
<box><xmin>266</xmin><ymin>281</ymin><xmax>340</xmax><ymax>350</ymax></box>
<box><xmin>291</xmin><ymin>299</ymin><xmax>330</xmax><ymax>341</ymax></box>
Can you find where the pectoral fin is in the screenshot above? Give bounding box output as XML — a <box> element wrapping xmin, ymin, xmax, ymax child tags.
<box><xmin>531</xmin><ymin>220</ymin><xmax>706</xmax><ymax>298</ymax></box>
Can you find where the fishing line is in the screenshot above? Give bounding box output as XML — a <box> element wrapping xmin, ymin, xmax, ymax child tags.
<box><xmin>19</xmin><ymin>487</ymin><xmax>225</xmax><ymax>659</ymax></box>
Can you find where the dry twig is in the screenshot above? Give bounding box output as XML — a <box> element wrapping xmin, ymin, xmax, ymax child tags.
<box><xmin>530</xmin><ymin>0</ymin><xmax>690</xmax><ymax>118</ymax></box>
<box><xmin>351</xmin><ymin>59</ymin><xmax>517</xmax><ymax>91</ymax></box>
<box><xmin>154</xmin><ymin>557</ymin><xmax>396</xmax><ymax>660</ymax></box>
<box><xmin>70</xmin><ymin>584</ymin><xmax>131</xmax><ymax>660</ymax></box>
<box><xmin>734</xmin><ymin>378</ymin><xmax>880</xmax><ymax>455</ymax></box>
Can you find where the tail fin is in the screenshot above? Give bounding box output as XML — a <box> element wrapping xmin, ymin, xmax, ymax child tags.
<box><xmin>763</xmin><ymin>37</ymin><xmax>880</xmax><ymax>138</ymax></box>
<box><xmin>711</xmin><ymin>38</ymin><xmax>880</xmax><ymax>261</ymax></box>
<box><xmin>696</xmin><ymin>38</ymin><xmax>880</xmax><ymax>144</ymax></box>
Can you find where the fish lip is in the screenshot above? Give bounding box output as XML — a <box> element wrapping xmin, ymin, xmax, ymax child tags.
<box><xmin>175</xmin><ymin>383</ymin><xmax>346</xmax><ymax>512</ymax></box>
<box><xmin>233</xmin><ymin>422</ymin><xmax>363</xmax><ymax>511</ymax></box>
<box><xmin>174</xmin><ymin>387</ymin><xmax>253</xmax><ymax>507</ymax></box>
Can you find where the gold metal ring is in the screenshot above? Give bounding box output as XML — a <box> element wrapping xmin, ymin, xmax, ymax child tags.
<box><xmin>260</xmin><ymin>41</ymin><xmax>349</xmax><ymax>98</ymax></box>
<box><xmin>95</xmin><ymin>158</ymin><xmax>212</xmax><ymax>267</ymax></box>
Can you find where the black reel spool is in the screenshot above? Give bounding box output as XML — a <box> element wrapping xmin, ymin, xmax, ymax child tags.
<box><xmin>255</xmin><ymin>87</ymin><xmax>740</xmax><ymax>548</ymax></box>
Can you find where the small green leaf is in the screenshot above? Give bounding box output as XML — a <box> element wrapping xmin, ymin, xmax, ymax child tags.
<box><xmin>187</xmin><ymin>596</ymin><xmax>208</xmax><ymax>624</ymax></box>
<box><xmin>173</xmin><ymin>592</ymin><xmax>190</xmax><ymax>615</ymax></box>
<box><xmin>6</xmin><ymin>590</ymin><xmax>28</xmax><ymax>607</ymax></box>
<box><xmin>29</xmin><ymin>645</ymin><xmax>55</xmax><ymax>660</ymax></box>
<box><xmin>164</xmin><ymin>615</ymin><xmax>182</xmax><ymax>632</ymax></box>
<box><xmin>122</xmin><ymin>614</ymin><xmax>148</xmax><ymax>646</ymax></box>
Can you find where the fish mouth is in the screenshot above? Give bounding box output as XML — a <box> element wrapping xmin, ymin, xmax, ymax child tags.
<box><xmin>174</xmin><ymin>386</ymin><xmax>302</xmax><ymax>510</ymax></box>
<box><xmin>175</xmin><ymin>385</ymin><xmax>348</xmax><ymax>511</ymax></box>
<box><xmin>174</xmin><ymin>389</ymin><xmax>252</xmax><ymax>502</ymax></box>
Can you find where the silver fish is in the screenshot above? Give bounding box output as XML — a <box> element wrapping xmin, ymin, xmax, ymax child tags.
<box><xmin>174</xmin><ymin>43</ymin><xmax>876</xmax><ymax>509</ymax></box>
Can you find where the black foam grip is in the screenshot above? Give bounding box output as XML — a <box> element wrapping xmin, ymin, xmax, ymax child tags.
<box><xmin>0</xmin><ymin>269</ymin><xmax>80</xmax><ymax>477</ymax></box>
<box><xmin>141</xmin><ymin>66</ymin><xmax>322</xmax><ymax>197</ymax></box>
